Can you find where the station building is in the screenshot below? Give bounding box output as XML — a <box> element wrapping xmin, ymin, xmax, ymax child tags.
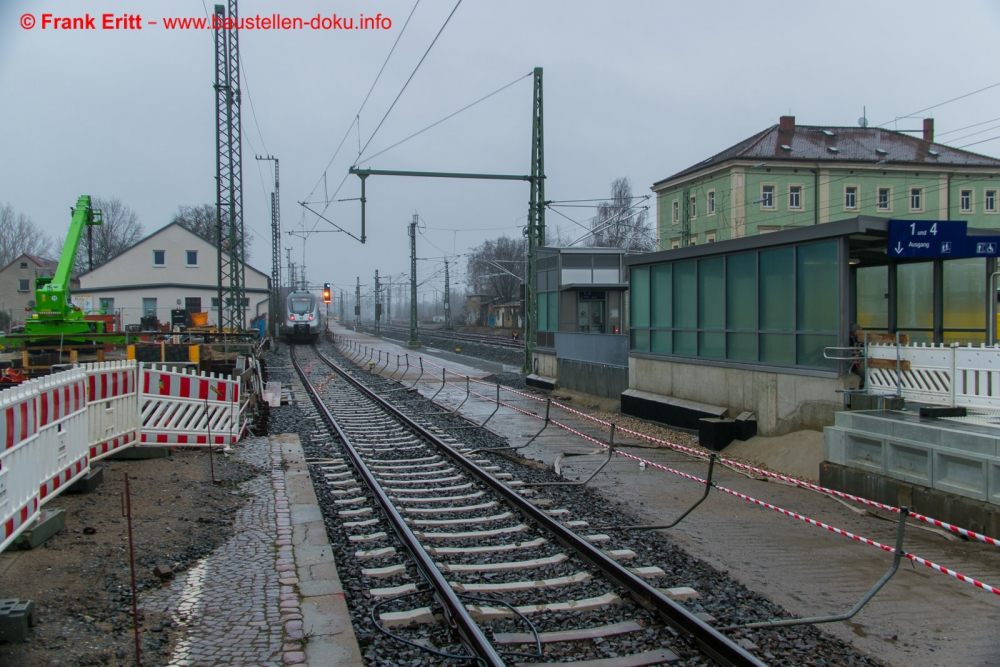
<box><xmin>615</xmin><ymin>116</ymin><xmax>1000</xmax><ymax>435</ymax></box>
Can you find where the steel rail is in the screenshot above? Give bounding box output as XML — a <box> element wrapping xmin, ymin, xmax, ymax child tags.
<box><xmin>307</xmin><ymin>344</ymin><xmax>765</xmax><ymax>667</ymax></box>
<box><xmin>289</xmin><ymin>345</ymin><xmax>505</xmax><ymax>667</ymax></box>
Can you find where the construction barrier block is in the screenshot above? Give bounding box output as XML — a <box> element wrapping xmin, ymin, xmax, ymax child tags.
<box><xmin>13</xmin><ymin>509</ymin><xmax>65</xmax><ymax>550</ymax></box>
<box><xmin>107</xmin><ymin>446</ymin><xmax>170</xmax><ymax>460</ymax></box>
<box><xmin>67</xmin><ymin>466</ymin><xmax>104</xmax><ymax>494</ymax></box>
<box><xmin>0</xmin><ymin>599</ymin><xmax>36</xmax><ymax>642</ymax></box>
<box><xmin>734</xmin><ymin>411</ymin><xmax>757</xmax><ymax>441</ymax></box>
<box><xmin>698</xmin><ymin>418</ymin><xmax>736</xmax><ymax>452</ymax></box>
<box><xmin>126</xmin><ymin>345</ymin><xmax>136</xmax><ymax>360</ymax></box>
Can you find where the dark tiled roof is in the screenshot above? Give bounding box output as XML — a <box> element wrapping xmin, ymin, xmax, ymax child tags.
<box><xmin>655</xmin><ymin>124</ymin><xmax>1000</xmax><ymax>187</ymax></box>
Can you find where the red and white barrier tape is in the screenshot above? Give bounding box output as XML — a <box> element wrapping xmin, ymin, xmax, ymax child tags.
<box><xmin>334</xmin><ymin>338</ymin><xmax>1000</xmax><ymax>592</ymax></box>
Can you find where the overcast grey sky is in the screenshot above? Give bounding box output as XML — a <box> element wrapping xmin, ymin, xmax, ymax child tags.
<box><xmin>3</xmin><ymin>0</ymin><xmax>1000</xmax><ymax>300</ymax></box>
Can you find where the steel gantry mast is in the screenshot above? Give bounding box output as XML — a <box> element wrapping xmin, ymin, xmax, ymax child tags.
<box><xmin>373</xmin><ymin>270</ymin><xmax>381</xmax><ymax>336</ymax></box>
<box><xmin>214</xmin><ymin>1</ymin><xmax>246</xmax><ymax>332</ymax></box>
<box><xmin>409</xmin><ymin>215</ymin><xmax>420</xmax><ymax>348</ymax></box>
<box><xmin>256</xmin><ymin>155</ymin><xmax>280</xmax><ymax>335</ymax></box>
<box><xmin>347</xmin><ymin>67</ymin><xmax>545</xmax><ymax>371</ymax></box>
<box><xmin>444</xmin><ymin>258</ymin><xmax>452</xmax><ymax>330</ymax></box>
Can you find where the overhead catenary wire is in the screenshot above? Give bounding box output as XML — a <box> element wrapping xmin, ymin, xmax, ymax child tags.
<box><xmin>874</xmin><ymin>81</ymin><xmax>1000</xmax><ymax>128</ymax></box>
<box><xmin>359</xmin><ymin>72</ymin><xmax>532</xmax><ymax>165</ymax></box>
<box><xmin>354</xmin><ymin>0</ymin><xmax>464</xmax><ymax>164</ymax></box>
<box><xmin>302</xmin><ymin>0</ymin><xmax>422</xmax><ymax>209</ymax></box>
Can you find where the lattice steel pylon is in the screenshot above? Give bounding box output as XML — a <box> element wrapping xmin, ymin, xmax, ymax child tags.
<box><xmin>256</xmin><ymin>155</ymin><xmax>280</xmax><ymax>335</ymax></box>
<box><xmin>214</xmin><ymin>1</ymin><xmax>246</xmax><ymax>332</ymax></box>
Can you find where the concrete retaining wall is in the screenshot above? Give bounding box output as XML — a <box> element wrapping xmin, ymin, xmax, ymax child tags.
<box><xmin>824</xmin><ymin>411</ymin><xmax>1000</xmax><ymax>505</ymax></box>
<box><xmin>629</xmin><ymin>356</ymin><xmax>853</xmax><ymax>435</ymax></box>
<box><xmin>557</xmin><ymin>359</ymin><xmax>628</xmax><ymax>399</ymax></box>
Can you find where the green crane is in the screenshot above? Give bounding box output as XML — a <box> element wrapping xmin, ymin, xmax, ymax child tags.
<box><xmin>24</xmin><ymin>195</ymin><xmax>107</xmax><ymax>341</ymax></box>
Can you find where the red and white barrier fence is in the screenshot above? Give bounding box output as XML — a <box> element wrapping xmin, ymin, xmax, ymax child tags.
<box><xmin>0</xmin><ymin>361</ymin><xmax>244</xmax><ymax>551</ymax></box>
<box><xmin>139</xmin><ymin>366</ymin><xmax>239</xmax><ymax>446</ymax></box>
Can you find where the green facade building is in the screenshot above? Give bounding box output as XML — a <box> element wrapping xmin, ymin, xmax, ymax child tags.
<box><xmin>654</xmin><ymin>116</ymin><xmax>1000</xmax><ymax>249</ymax></box>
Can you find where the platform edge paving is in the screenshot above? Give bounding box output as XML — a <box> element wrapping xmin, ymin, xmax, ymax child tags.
<box><xmin>276</xmin><ymin>433</ymin><xmax>365</xmax><ymax>667</ymax></box>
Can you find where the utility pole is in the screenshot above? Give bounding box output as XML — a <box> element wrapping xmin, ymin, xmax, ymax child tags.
<box><xmin>255</xmin><ymin>154</ymin><xmax>280</xmax><ymax>338</ymax></box>
<box><xmin>387</xmin><ymin>276</ymin><xmax>392</xmax><ymax>325</ymax></box>
<box><xmin>408</xmin><ymin>215</ymin><xmax>420</xmax><ymax>348</ymax></box>
<box><xmin>373</xmin><ymin>270</ymin><xmax>381</xmax><ymax>336</ymax></box>
<box><xmin>339</xmin><ymin>290</ymin><xmax>344</xmax><ymax>324</ymax></box>
<box><xmin>214</xmin><ymin>0</ymin><xmax>246</xmax><ymax>331</ymax></box>
<box><xmin>355</xmin><ymin>278</ymin><xmax>361</xmax><ymax>332</ymax></box>
<box><xmin>444</xmin><ymin>259</ymin><xmax>452</xmax><ymax>330</ymax></box>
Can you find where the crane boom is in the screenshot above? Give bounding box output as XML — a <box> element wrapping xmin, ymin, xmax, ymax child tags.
<box><xmin>25</xmin><ymin>195</ymin><xmax>105</xmax><ymax>340</ymax></box>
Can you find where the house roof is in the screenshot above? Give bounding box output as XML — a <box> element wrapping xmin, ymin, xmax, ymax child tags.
<box><xmin>0</xmin><ymin>252</ymin><xmax>58</xmax><ymax>274</ymax></box>
<box><xmin>655</xmin><ymin>121</ymin><xmax>1000</xmax><ymax>188</ymax></box>
<box><xmin>77</xmin><ymin>220</ymin><xmax>270</xmax><ymax>280</ymax></box>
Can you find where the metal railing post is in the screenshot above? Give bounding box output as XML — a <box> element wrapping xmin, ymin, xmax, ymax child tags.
<box><xmin>721</xmin><ymin>506</ymin><xmax>911</xmax><ymax>631</ymax></box>
<box><xmin>526</xmin><ymin>423</ymin><xmax>617</xmax><ymax>487</ymax></box>
<box><xmin>452</xmin><ymin>376</ymin><xmax>471</xmax><ymax>414</ymax></box>
<box><xmin>480</xmin><ymin>383</ymin><xmax>502</xmax><ymax>428</ymax></box>
<box><xmin>409</xmin><ymin>357</ymin><xmax>424</xmax><ymax>388</ymax></box>
<box><xmin>611</xmin><ymin>454</ymin><xmax>718</xmax><ymax>529</ymax></box>
<box><xmin>429</xmin><ymin>368</ymin><xmax>447</xmax><ymax>402</ymax></box>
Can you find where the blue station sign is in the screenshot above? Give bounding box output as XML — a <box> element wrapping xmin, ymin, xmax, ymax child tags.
<box><xmin>888</xmin><ymin>220</ymin><xmax>1000</xmax><ymax>258</ymax></box>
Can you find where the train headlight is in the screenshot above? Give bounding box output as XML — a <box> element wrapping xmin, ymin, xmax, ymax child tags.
<box><xmin>289</xmin><ymin>315</ymin><xmax>295</xmax><ymax>321</ymax></box>
<box><xmin>308</xmin><ymin>315</ymin><xmax>314</xmax><ymax>321</ymax></box>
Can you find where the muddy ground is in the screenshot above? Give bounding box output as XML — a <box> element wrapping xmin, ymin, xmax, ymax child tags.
<box><xmin>0</xmin><ymin>448</ymin><xmax>261</xmax><ymax>667</ymax></box>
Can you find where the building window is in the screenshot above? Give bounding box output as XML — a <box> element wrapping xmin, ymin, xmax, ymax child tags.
<box><xmin>19</xmin><ymin>262</ymin><xmax>27</xmax><ymax>269</ymax></box>
<box><xmin>670</xmin><ymin>238</ymin><xmax>680</xmax><ymax>249</ymax></box>
<box><xmin>877</xmin><ymin>187</ymin><xmax>891</xmax><ymax>211</ymax></box>
<box><xmin>153</xmin><ymin>250</ymin><xmax>166</xmax><ymax>266</ymax></box>
<box><xmin>987</xmin><ymin>190</ymin><xmax>997</xmax><ymax>213</ymax></box>
<box><xmin>706</xmin><ymin>232</ymin><xmax>716</xmax><ymax>243</ymax></box>
<box><xmin>18</xmin><ymin>279</ymin><xmax>29</xmax><ymax>292</ymax></box>
<box><xmin>708</xmin><ymin>191</ymin><xmax>716</xmax><ymax>215</ymax></box>
<box><xmin>672</xmin><ymin>200</ymin><xmax>679</xmax><ymax>224</ymax></box>
<box><xmin>688</xmin><ymin>235</ymin><xmax>698</xmax><ymax>246</ymax></box>
<box><xmin>690</xmin><ymin>196</ymin><xmax>697</xmax><ymax>219</ymax></box>
<box><xmin>845</xmin><ymin>186</ymin><xmax>858</xmax><ymax>210</ymax></box>
<box><xmin>910</xmin><ymin>188</ymin><xmax>923</xmax><ymax>211</ymax></box>
<box><xmin>758</xmin><ymin>226</ymin><xmax>781</xmax><ymax>234</ymax></box>
<box><xmin>761</xmin><ymin>185</ymin><xmax>775</xmax><ymax>209</ymax></box>
<box><xmin>142</xmin><ymin>297</ymin><xmax>157</xmax><ymax>318</ymax></box>
<box><xmin>788</xmin><ymin>186</ymin><xmax>801</xmax><ymax>210</ymax></box>
<box><xmin>960</xmin><ymin>189</ymin><xmax>972</xmax><ymax>212</ymax></box>
<box><xmin>186</xmin><ymin>250</ymin><xmax>198</xmax><ymax>267</ymax></box>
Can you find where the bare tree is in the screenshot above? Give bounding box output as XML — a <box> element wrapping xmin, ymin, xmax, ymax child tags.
<box><xmin>171</xmin><ymin>204</ymin><xmax>253</xmax><ymax>257</ymax></box>
<box><xmin>0</xmin><ymin>203</ymin><xmax>53</xmax><ymax>268</ymax></box>
<box><xmin>465</xmin><ymin>235</ymin><xmax>525</xmax><ymax>302</ymax></box>
<box><xmin>588</xmin><ymin>177</ymin><xmax>654</xmax><ymax>253</ymax></box>
<box><xmin>72</xmin><ymin>197</ymin><xmax>145</xmax><ymax>272</ymax></box>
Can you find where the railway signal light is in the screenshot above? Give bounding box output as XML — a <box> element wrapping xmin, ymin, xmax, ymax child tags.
<box><xmin>323</xmin><ymin>283</ymin><xmax>331</xmax><ymax>304</ymax></box>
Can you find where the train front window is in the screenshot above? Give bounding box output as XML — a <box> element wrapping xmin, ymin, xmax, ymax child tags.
<box><xmin>290</xmin><ymin>298</ymin><xmax>314</xmax><ymax>314</ymax></box>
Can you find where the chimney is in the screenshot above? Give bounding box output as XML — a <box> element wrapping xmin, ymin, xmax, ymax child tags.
<box><xmin>779</xmin><ymin>115</ymin><xmax>795</xmax><ymax>132</ymax></box>
<box><xmin>923</xmin><ymin>118</ymin><xmax>934</xmax><ymax>142</ymax></box>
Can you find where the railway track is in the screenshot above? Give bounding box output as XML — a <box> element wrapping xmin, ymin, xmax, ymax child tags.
<box><xmin>289</xmin><ymin>342</ymin><xmax>763</xmax><ymax>666</ymax></box>
<box><xmin>377</xmin><ymin>324</ymin><xmax>525</xmax><ymax>350</ymax></box>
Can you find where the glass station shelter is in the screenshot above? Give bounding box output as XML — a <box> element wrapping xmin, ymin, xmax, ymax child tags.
<box><xmin>624</xmin><ymin>215</ymin><xmax>994</xmax><ymax>435</ymax></box>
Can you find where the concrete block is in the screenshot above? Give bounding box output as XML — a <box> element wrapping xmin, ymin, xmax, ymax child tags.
<box><xmin>699</xmin><ymin>418</ymin><xmax>736</xmax><ymax>452</ymax></box>
<box><xmin>892</xmin><ymin>420</ymin><xmax>941</xmax><ymax>447</ymax></box>
<box><xmin>845</xmin><ymin>433</ymin><xmax>885</xmax><ymax>473</ymax></box>
<box><xmin>0</xmin><ymin>599</ymin><xmax>36</xmax><ymax>642</ymax></box>
<box><xmin>940</xmin><ymin>428</ymin><xmax>998</xmax><ymax>458</ymax></box>
<box><xmin>823</xmin><ymin>427</ymin><xmax>847</xmax><ymax>465</ymax></box>
<box><xmin>67</xmin><ymin>466</ymin><xmax>103</xmax><ymax>494</ymax></box>
<box><xmin>988</xmin><ymin>461</ymin><xmax>1000</xmax><ymax>505</ymax></box>
<box><xmin>934</xmin><ymin>451</ymin><xmax>988</xmax><ymax>501</ymax></box>
<box><xmin>734</xmin><ymin>412</ymin><xmax>757</xmax><ymax>441</ymax></box>
<box><xmin>886</xmin><ymin>440</ymin><xmax>932</xmax><ymax>486</ymax></box>
<box><xmin>107</xmin><ymin>446</ymin><xmax>169</xmax><ymax>460</ymax></box>
<box><xmin>849</xmin><ymin>413</ymin><xmax>893</xmax><ymax>436</ymax></box>
<box><xmin>14</xmin><ymin>509</ymin><xmax>65</xmax><ymax>549</ymax></box>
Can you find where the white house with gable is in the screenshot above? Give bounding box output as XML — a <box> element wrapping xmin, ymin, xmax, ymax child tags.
<box><xmin>77</xmin><ymin>222</ymin><xmax>270</xmax><ymax>328</ymax></box>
